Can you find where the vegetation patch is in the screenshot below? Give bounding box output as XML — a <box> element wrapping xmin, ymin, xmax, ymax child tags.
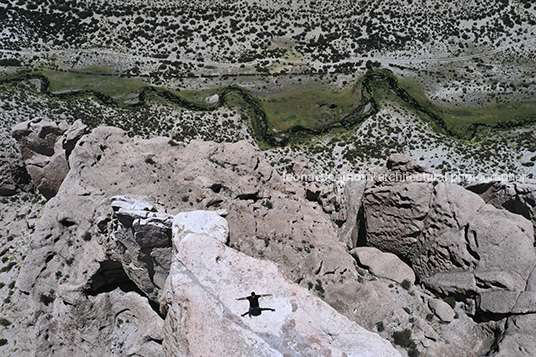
<box><xmin>41</xmin><ymin>67</ymin><xmax>147</xmax><ymax>99</ymax></box>
<box><xmin>259</xmin><ymin>84</ymin><xmax>359</xmax><ymax>131</ymax></box>
<box><xmin>3</xmin><ymin>68</ymin><xmax>536</xmax><ymax>149</ymax></box>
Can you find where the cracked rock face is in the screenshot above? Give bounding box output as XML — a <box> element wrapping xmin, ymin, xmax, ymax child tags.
<box><xmin>11</xmin><ymin>118</ymin><xmax>88</xmax><ymax>199</ymax></box>
<box><xmin>0</xmin><ymin>150</ymin><xmax>32</xmax><ymax>196</ymax></box>
<box><xmin>467</xmin><ymin>179</ymin><xmax>536</xmax><ymax>235</ymax></box>
<box><xmin>363</xmin><ymin>156</ymin><xmax>536</xmax><ymax>306</ymax></box>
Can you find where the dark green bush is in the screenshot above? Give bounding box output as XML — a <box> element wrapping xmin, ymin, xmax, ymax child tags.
<box><xmin>443</xmin><ymin>296</ymin><xmax>456</xmax><ymax>309</ymax></box>
<box><xmin>401</xmin><ymin>279</ymin><xmax>412</xmax><ymax>290</ymax></box>
<box><xmin>39</xmin><ymin>292</ymin><xmax>55</xmax><ymax>306</ymax></box>
<box><xmin>392</xmin><ymin>328</ymin><xmax>413</xmax><ymax>348</ymax></box>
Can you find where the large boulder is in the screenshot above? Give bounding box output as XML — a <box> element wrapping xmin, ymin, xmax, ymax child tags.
<box><xmin>11</xmin><ymin>118</ymin><xmax>88</xmax><ymax>199</ymax></box>
<box><xmin>338</xmin><ymin>180</ymin><xmax>366</xmax><ymax>249</ymax></box>
<box><xmin>362</xmin><ymin>154</ymin><xmax>536</xmax><ymax>316</ymax></box>
<box><xmin>351</xmin><ymin>246</ymin><xmax>415</xmax><ymax>284</ymax></box>
<box><xmin>467</xmin><ymin>180</ymin><xmax>536</xmax><ymax>234</ymax></box>
<box><xmin>162</xmin><ymin>210</ymin><xmax>401</xmax><ymax>356</ymax></box>
<box><xmin>491</xmin><ymin>314</ymin><xmax>536</xmax><ymax>357</ymax></box>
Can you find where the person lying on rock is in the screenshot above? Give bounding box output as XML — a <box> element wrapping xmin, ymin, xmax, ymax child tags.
<box><xmin>237</xmin><ymin>292</ymin><xmax>275</xmax><ymax>317</ymax></box>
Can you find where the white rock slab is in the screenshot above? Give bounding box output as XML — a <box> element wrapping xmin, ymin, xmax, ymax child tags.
<box><xmin>163</xmin><ymin>210</ymin><xmax>401</xmax><ymax>357</ymax></box>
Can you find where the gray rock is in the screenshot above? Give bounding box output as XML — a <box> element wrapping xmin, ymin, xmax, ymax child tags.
<box><xmin>428</xmin><ymin>298</ymin><xmax>456</xmax><ymax>323</ymax></box>
<box><xmin>338</xmin><ymin>180</ymin><xmax>366</xmax><ymax>249</ymax></box>
<box><xmin>9</xmin><ymin>130</ymin><xmax>499</xmax><ymax>356</ymax></box>
<box><xmin>0</xmin><ymin>150</ymin><xmax>32</xmax><ymax>195</ymax></box>
<box><xmin>62</xmin><ymin>119</ymin><xmax>89</xmax><ymax>156</ymax></box>
<box><xmin>467</xmin><ymin>180</ymin><xmax>536</xmax><ymax>232</ymax></box>
<box><xmin>351</xmin><ymin>246</ymin><xmax>415</xmax><ymax>284</ymax></box>
<box><xmin>362</xmin><ymin>158</ymin><xmax>536</xmax><ymax>316</ymax></box>
<box><xmin>12</xmin><ymin>118</ymin><xmax>67</xmax><ymax>159</ymax></box>
<box><xmin>491</xmin><ymin>314</ymin><xmax>536</xmax><ymax>357</ymax></box>
<box><xmin>511</xmin><ymin>292</ymin><xmax>536</xmax><ymax>314</ymax></box>
<box><xmin>386</xmin><ymin>153</ymin><xmax>432</xmax><ymax>174</ymax></box>
<box><xmin>286</xmin><ymin>155</ymin><xmax>312</xmax><ymax>177</ymax></box>
<box><xmin>477</xmin><ymin>290</ymin><xmax>520</xmax><ymax>314</ymax></box>
<box><xmin>526</xmin><ymin>265</ymin><xmax>536</xmax><ymax>292</ymax></box>
<box><xmin>133</xmin><ymin>217</ymin><xmax>171</xmax><ymax>248</ymax></box>
<box><xmin>351</xmin><ymin>281</ymin><xmax>410</xmax><ymax>334</ymax></box>
<box><xmin>364</xmin><ymin>181</ymin><xmax>433</xmax><ymax>257</ymax></box>
<box><xmin>11</xmin><ymin>118</ymin><xmax>87</xmax><ymax>199</ymax></box>
<box><xmin>424</xmin><ymin>271</ymin><xmax>477</xmax><ymax>296</ymax></box>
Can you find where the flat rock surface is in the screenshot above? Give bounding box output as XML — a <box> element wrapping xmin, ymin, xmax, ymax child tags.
<box><xmin>163</xmin><ymin>210</ymin><xmax>401</xmax><ymax>357</ymax></box>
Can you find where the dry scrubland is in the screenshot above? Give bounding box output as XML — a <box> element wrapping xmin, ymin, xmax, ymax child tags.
<box><xmin>0</xmin><ymin>0</ymin><xmax>536</xmax><ymax>167</ymax></box>
<box><xmin>1</xmin><ymin>0</ymin><xmax>536</xmax><ymax>178</ymax></box>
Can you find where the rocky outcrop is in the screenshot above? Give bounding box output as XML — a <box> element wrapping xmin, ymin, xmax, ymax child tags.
<box><xmin>491</xmin><ymin>314</ymin><xmax>536</xmax><ymax>357</ymax></box>
<box><xmin>162</xmin><ymin>210</ymin><xmax>401</xmax><ymax>356</ymax></box>
<box><xmin>12</xmin><ymin>124</ymin><xmax>528</xmax><ymax>356</ymax></box>
<box><xmin>337</xmin><ymin>154</ymin><xmax>536</xmax><ymax>356</ymax></box>
<box><xmin>362</xmin><ymin>155</ymin><xmax>536</xmax><ymax>310</ymax></box>
<box><xmin>467</xmin><ymin>180</ymin><xmax>536</xmax><ymax>235</ymax></box>
<box><xmin>0</xmin><ymin>150</ymin><xmax>32</xmax><ymax>195</ymax></box>
<box><xmin>11</xmin><ymin>118</ymin><xmax>88</xmax><ymax>199</ymax></box>
<box><xmin>338</xmin><ymin>180</ymin><xmax>366</xmax><ymax>249</ymax></box>
<box><xmin>428</xmin><ymin>298</ymin><xmax>456</xmax><ymax>323</ymax></box>
<box><xmin>109</xmin><ymin>195</ymin><xmax>174</xmax><ymax>303</ymax></box>
<box><xmin>12</xmin><ymin>126</ymin><xmax>402</xmax><ymax>356</ymax></box>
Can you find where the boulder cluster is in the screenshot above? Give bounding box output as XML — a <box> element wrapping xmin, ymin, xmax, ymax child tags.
<box><xmin>3</xmin><ymin>119</ymin><xmax>536</xmax><ymax>356</ymax></box>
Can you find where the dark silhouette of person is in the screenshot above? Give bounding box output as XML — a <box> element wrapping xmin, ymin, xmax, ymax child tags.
<box><xmin>237</xmin><ymin>292</ymin><xmax>275</xmax><ymax>317</ymax></box>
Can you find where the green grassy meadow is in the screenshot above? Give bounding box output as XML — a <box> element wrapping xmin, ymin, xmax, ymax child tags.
<box><xmin>258</xmin><ymin>85</ymin><xmax>360</xmax><ymax>131</ymax></box>
<box><xmin>41</xmin><ymin>67</ymin><xmax>147</xmax><ymax>98</ymax></box>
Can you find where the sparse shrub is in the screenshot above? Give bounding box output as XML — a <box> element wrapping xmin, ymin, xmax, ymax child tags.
<box><xmin>375</xmin><ymin>321</ymin><xmax>385</xmax><ymax>332</ymax></box>
<box><xmin>314</xmin><ymin>279</ymin><xmax>325</xmax><ymax>297</ymax></box>
<box><xmin>392</xmin><ymin>328</ymin><xmax>413</xmax><ymax>348</ymax></box>
<box><xmin>426</xmin><ymin>313</ymin><xmax>434</xmax><ymax>321</ymax></box>
<box><xmin>145</xmin><ymin>156</ymin><xmax>156</xmax><ymax>165</ymax></box>
<box><xmin>408</xmin><ymin>348</ymin><xmax>420</xmax><ymax>357</ymax></box>
<box><xmin>401</xmin><ymin>279</ymin><xmax>412</xmax><ymax>290</ymax></box>
<box><xmin>0</xmin><ymin>262</ymin><xmax>16</xmax><ymax>273</ymax></box>
<box><xmin>443</xmin><ymin>296</ymin><xmax>456</xmax><ymax>309</ymax></box>
<box><xmin>0</xmin><ymin>338</ymin><xmax>7</xmax><ymax>346</ymax></box>
<box><xmin>82</xmin><ymin>232</ymin><xmax>92</xmax><ymax>241</ymax></box>
<box><xmin>0</xmin><ymin>318</ymin><xmax>11</xmax><ymax>326</ymax></box>
<box><xmin>39</xmin><ymin>292</ymin><xmax>55</xmax><ymax>306</ymax></box>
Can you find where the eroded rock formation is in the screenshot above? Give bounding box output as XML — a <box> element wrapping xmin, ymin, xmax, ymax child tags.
<box><xmin>8</xmin><ymin>122</ymin><xmax>536</xmax><ymax>356</ymax></box>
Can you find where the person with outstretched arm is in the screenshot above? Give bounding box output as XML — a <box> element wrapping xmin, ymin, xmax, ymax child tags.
<box><xmin>237</xmin><ymin>292</ymin><xmax>275</xmax><ymax>317</ymax></box>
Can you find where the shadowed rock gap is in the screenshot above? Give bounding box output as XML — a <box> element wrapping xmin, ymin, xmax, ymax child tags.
<box><xmin>86</xmin><ymin>260</ymin><xmax>143</xmax><ymax>296</ymax></box>
<box><xmin>86</xmin><ymin>260</ymin><xmax>164</xmax><ymax>318</ymax></box>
